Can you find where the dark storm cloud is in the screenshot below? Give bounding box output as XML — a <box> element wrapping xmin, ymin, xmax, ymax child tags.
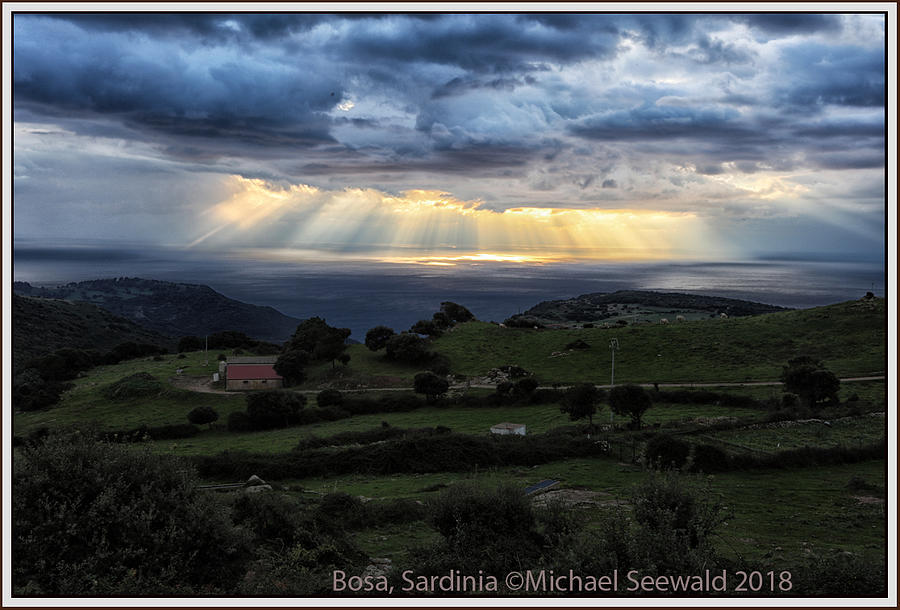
<box><xmin>13</xmin><ymin>15</ymin><xmax>344</xmax><ymax>152</ymax></box>
<box><xmin>775</xmin><ymin>43</ymin><xmax>885</xmax><ymax>108</ymax></box>
<box><xmin>12</xmin><ymin>12</ymin><xmax>886</xmax><ymax>193</ymax></box>
<box><xmin>336</xmin><ymin>14</ymin><xmax>621</xmax><ymax>73</ymax></box>
<box><xmin>569</xmin><ymin>104</ymin><xmax>747</xmax><ymax>141</ymax></box>
<box><xmin>737</xmin><ymin>13</ymin><xmax>843</xmax><ymax>35</ymax></box>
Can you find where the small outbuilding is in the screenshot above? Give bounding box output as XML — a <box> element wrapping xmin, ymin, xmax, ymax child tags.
<box><xmin>225</xmin><ymin>364</ymin><xmax>283</xmax><ymax>391</ymax></box>
<box><xmin>490</xmin><ymin>422</ymin><xmax>526</xmax><ymax>436</ymax></box>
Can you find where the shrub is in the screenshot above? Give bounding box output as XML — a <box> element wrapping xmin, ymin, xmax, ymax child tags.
<box><xmin>689</xmin><ymin>444</ymin><xmax>730</xmax><ymax>473</ymax></box>
<box><xmin>414</xmin><ymin>371</ymin><xmax>449</xmax><ymax>402</ymax></box>
<box><xmin>609</xmin><ymin>384</ymin><xmax>653</xmax><ymax>430</ymax></box>
<box><xmin>12</xmin><ymin>369</ymin><xmax>71</xmax><ymax>411</ymax></box>
<box><xmin>13</xmin><ymin>431</ymin><xmax>250</xmax><ymax>595</ymax></box>
<box><xmin>245</xmin><ymin>390</ymin><xmax>308</xmax><ymax>430</ymax></box>
<box><xmin>316</xmin><ymin>389</ymin><xmax>344</xmax><ymax>408</ymax></box>
<box><xmin>629</xmin><ymin>472</ymin><xmax>727</xmax><ymax>573</ymax></box>
<box><xmin>187</xmin><ymin>405</ymin><xmax>219</xmax><ymax>428</ymax></box>
<box><xmin>227</xmin><ymin>410</ymin><xmax>254</xmax><ymax>432</ymax></box>
<box><xmin>232</xmin><ymin>492</ymin><xmax>305</xmax><ymax>545</ymax></box>
<box><xmin>101</xmin><ymin>372</ymin><xmax>164</xmax><ymax>400</ymax></box>
<box><xmin>644</xmin><ymin>434</ymin><xmax>690</xmax><ymax>470</ymax></box>
<box><xmin>425</xmin><ymin>482</ymin><xmax>541</xmax><ymax>573</ymax></box>
<box><xmin>364</xmin><ymin>325</ymin><xmax>396</xmax><ymax>351</ymax></box>
<box><xmin>385</xmin><ymin>332</ymin><xmax>434</xmax><ymax>364</ymax></box>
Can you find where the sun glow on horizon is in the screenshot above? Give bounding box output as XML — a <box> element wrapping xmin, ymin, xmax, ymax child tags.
<box><xmin>188</xmin><ymin>175</ymin><xmax>734</xmax><ymax>262</ymax></box>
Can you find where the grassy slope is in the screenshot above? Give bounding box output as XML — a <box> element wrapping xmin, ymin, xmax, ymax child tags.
<box><xmin>14</xmin><ymin>352</ymin><xmax>244</xmax><ymax>434</ymax></box>
<box><xmin>433</xmin><ymin>299</ymin><xmax>885</xmax><ymax>384</ymax></box>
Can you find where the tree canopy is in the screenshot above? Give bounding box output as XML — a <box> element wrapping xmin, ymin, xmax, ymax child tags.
<box><xmin>780</xmin><ymin>356</ymin><xmax>840</xmax><ymax>408</ymax></box>
<box><xmin>609</xmin><ymin>384</ymin><xmax>653</xmax><ymax>430</ymax></box>
<box><xmin>559</xmin><ymin>383</ymin><xmax>603</xmax><ymax>428</ymax></box>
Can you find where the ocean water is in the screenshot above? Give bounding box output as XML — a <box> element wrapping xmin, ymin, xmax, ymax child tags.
<box><xmin>13</xmin><ymin>245</ymin><xmax>886</xmax><ymax>340</ymax></box>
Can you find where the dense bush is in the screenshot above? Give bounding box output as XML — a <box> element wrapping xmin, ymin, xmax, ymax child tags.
<box><xmin>644</xmin><ymin>434</ymin><xmax>691</xmax><ymax>470</ymax></box>
<box><xmin>414</xmin><ymin>371</ymin><xmax>449</xmax><ymax>402</ymax></box>
<box><xmin>23</xmin><ymin>348</ymin><xmax>99</xmax><ymax>382</ymax></box>
<box><xmin>422</xmin><ymin>482</ymin><xmax>543</xmax><ymax>574</ymax></box>
<box><xmin>385</xmin><ymin>332</ymin><xmax>435</xmax><ymax>364</ymax></box>
<box><xmin>689</xmin><ymin>443</ymin><xmax>731</xmax><ymax>473</ymax></box>
<box><xmin>648</xmin><ymin>389</ymin><xmax>762</xmax><ymax>409</ymax></box>
<box><xmin>101</xmin><ymin>372</ymin><xmax>164</xmax><ymax>400</ymax></box>
<box><xmin>364</xmin><ymin>325</ymin><xmax>396</xmax><ymax>351</ymax></box>
<box><xmin>12</xmin><ymin>368</ymin><xmax>72</xmax><ymax>411</ymax></box>
<box><xmin>628</xmin><ymin>472</ymin><xmax>728</xmax><ymax>573</ymax></box>
<box><xmin>13</xmin><ymin>431</ymin><xmax>251</xmax><ymax>595</ymax></box>
<box><xmin>245</xmin><ymin>390</ymin><xmax>308</xmax><ymax>430</ymax></box>
<box><xmin>227</xmin><ymin>410</ymin><xmax>254</xmax><ymax>432</ymax></box>
<box><xmin>316</xmin><ymin>389</ymin><xmax>344</xmax><ymax>407</ymax></box>
<box><xmin>187</xmin><ymin>405</ymin><xmax>219</xmax><ymax>427</ymax></box>
<box><xmin>194</xmin><ymin>429</ymin><xmax>604</xmax><ymax>481</ymax></box>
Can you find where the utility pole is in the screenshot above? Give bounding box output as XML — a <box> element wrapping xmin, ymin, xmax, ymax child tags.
<box><xmin>204</xmin><ymin>335</ymin><xmax>208</xmax><ymax>367</ymax></box>
<box><xmin>609</xmin><ymin>338</ymin><xmax>619</xmax><ymax>423</ymax></box>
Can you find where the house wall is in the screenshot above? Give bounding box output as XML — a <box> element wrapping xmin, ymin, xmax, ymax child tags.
<box><xmin>226</xmin><ymin>378</ymin><xmax>283</xmax><ymax>391</ymax></box>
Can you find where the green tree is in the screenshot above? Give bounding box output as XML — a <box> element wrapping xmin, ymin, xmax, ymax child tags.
<box><xmin>410</xmin><ymin>319</ymin><xmax>443</xmax><ymax>338</ymax></box>
<box><xmin>560</xmin><ymin>383</ymin><xmax>603</xmax><ymax>429</ymax></box>
<box><xmin>187</xmin><ymin>405</ymin><xmax>219</xmax><ymax>428</ymax></box>
<box><xmin>285</xmin><ymin>317</ymin><xmax>351</xmax><ymax>368</ymax></box>
<box><xmin>13</xmin><ymin>431</ymin><xmax>250</xmax><ymax>595</ymax></box>
<box><xmin>364</xmin><ymin>325</ymin><xmax>396</xmax><ymax>351</ymax></box>
<box><xmin>385</xmin><ymin>332</ymin><xmax>433</xmax><ymax>364</ymax></box>
<box><xmin>440</xmin><ymin>301</ymin><xmax>475</xmax><ymax>323</ymax></box>
<box><xmin>609</xmin><ymin>384</ymin><xmax>653</xmax><ymax>430</ymax></box>
<box><xmin>780</xmin><ymin>356</ymin><xmax>840</xmax><ymax>408</ymax></box>
<box><xmin>273</xmin><ymin>349</ymin><xmax>309</xmax><ymax>386</ymax></box>
<box><xmin>414</xmin><ymin>371</ymin><xmax>450</xmax><ymax>403</ymax></box>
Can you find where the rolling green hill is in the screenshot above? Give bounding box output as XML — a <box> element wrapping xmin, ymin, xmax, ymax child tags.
<box><xmin>434</xmin><ymin>297</ymin><xmax>885</xmax><ymax>384</ymax></box>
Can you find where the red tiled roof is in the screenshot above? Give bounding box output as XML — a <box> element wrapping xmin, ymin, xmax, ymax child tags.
<box><xmin>227</xmin><ymin>364</ymin><xmax>282</xmax><ymax>380</ymax></box>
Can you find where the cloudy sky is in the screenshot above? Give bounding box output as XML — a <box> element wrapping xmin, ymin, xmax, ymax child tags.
<box><xmin>13</xmin><ymin>11</ymin><xmax>886</xmax><ymax>264</ymax></box>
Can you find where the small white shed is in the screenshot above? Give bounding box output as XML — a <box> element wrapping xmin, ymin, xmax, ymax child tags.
<box><xmin>490</xmin><ymin>422</ymin><xmax>526</xmax><ymax>436</ymax></box>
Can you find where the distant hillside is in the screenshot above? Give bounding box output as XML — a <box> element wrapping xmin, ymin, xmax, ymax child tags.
<box><xmin>13</xmin><ymin>278</ymin><xmax>301</xmax><ymax>343</ymax></box>
<box><xmin>13</xmin><ymin>294</ymin><xmax>175</xmax><ymax>366</ymax></box>
<box><xmin>512</xmin><ymin>290</ymin><xmax>789</xmax><ymax>325</ymax></box>
<box><xmin>437</xmin><ymin>297</ymin><xmax>884</xmax><ymax>384</ymax></box>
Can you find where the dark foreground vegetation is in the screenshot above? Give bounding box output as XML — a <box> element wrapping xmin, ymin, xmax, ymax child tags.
<box><xmin>13</xmin><ymin>430</ymin><xmax>884</xmax><ymax>597</ymax></box>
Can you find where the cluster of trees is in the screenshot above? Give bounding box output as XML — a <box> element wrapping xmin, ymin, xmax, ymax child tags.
<box><xmin>559</xmin><ymin>383</ymin><xmax>653</xmax><ymax>431</ymax></box>
<box><xmin>364</xmin><ymin>302</ymin><xmax>474</xmax><ymax>368</ymax></box>
<box><xmin>273</xmin><ymin>317</ymin><xmax>352</xmax><ymax>386</ymax></box>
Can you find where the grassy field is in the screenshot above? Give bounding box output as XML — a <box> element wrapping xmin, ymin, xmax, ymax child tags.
<box><xmin>433</xmin><ymin>299</ymin><xmax>885</xmax><ymax>384</ymax></box>
<box><xmin>149</xmin><ymin>399</ymin><xmax>767</xmax><ymax>456</ymax></box>
<box><xmin>711</xmin><ymin>414</ymin><xmax>886</xmax><ymax>453</ymax></box>
<box><xmin>284</xmin><ymin>458</ymin><xmax>885</xmax><ymax>569</ymax></box>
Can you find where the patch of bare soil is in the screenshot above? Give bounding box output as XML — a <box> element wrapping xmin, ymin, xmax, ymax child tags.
<box><xmin>852</xmin><ymin>495</ymin><xmax>884</xmax><ymax>505</ymax></box>
<box><xmin>531</xmin><ymin>488</ymin><xmax>627</xmax><ymax>509</ymax></box>
<box><xmin>170</xmin><ymin>375</ymin><xmax>230</xmax><ymax>394</ymax></box>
